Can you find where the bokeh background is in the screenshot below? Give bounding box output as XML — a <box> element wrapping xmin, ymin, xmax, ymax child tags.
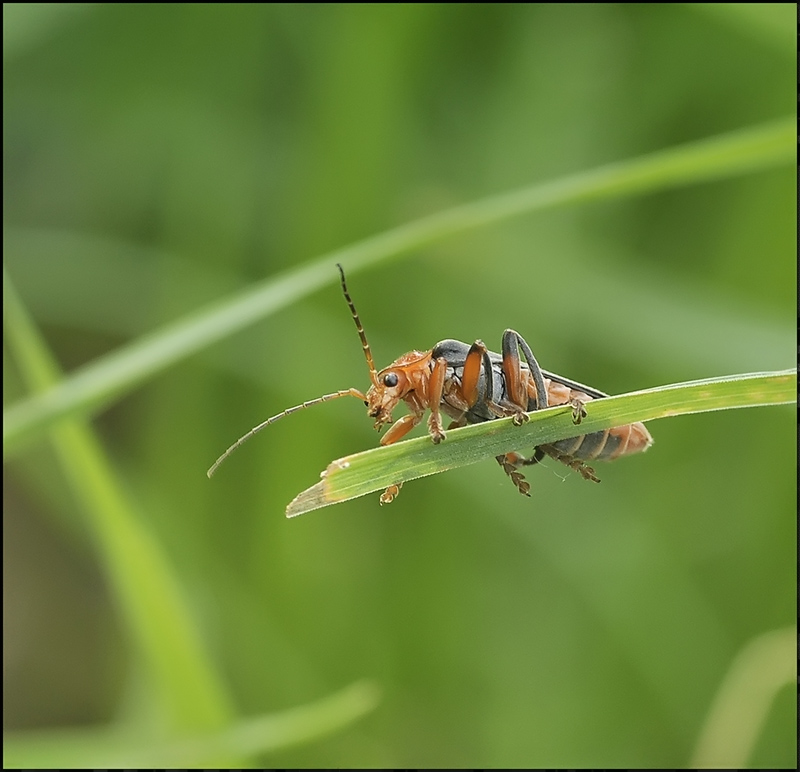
<box><xmin>3</xmin><ymin>3</ymin><xmax>796</xmax><ymax>767</ymax></box>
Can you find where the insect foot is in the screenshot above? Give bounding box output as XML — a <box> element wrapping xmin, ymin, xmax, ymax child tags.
<box><xmin>380</xmin><ymin>482</ymin><xmax>403</xmax><ymax>505</ymax></box>
<box><xmin>569</xmin><ymin>397</ymin><xmax>587</xmax><ymax>425</ymax></box>
<box><xmin>496</xmin><ymin>454</ymin><xmax>532</xmax><ymax>496</ymax></box>
<box><xmin>512</xmin><ymin>410</ymin><xmax>530</xmax><ymax>427</ymax></box>
<box><xmin>511</xmin><ymin>472</ymin><xmax>531</xmax><ymax>496</ymax></box>
<box><xmin>574</xmin><ymin>460</ymin><xmax>600</xmax><ymax>483</ymax></box>
<box><xmin>427</xmin><ymin>414</ymin><xmax>446</xmax><ymax>444</ymax></box>
<box><xmin>540</xmin><ymin>445</ymin><xmax>601</xmax><ymax>483</ymax></box>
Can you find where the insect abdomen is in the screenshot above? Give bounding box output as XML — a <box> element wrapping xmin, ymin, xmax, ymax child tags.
<box><xmin>548</xmin><ymin>423</ymin><xmax>652</xmax><ymax>460</ymax></box>
<box><xmin>543</xmin><ymin>380</ymin><xmax>653</xmax><ymax>460</ymax></box>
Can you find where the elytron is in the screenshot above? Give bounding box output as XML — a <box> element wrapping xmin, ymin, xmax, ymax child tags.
<box><xmin>208</xmin><ymin>264</ymin><xmax>653</xmax><ymax>503</ymax></box>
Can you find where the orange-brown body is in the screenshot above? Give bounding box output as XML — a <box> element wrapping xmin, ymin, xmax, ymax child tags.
<box><xmin>364</xmin><ymin>334</ymin><xmax>652</xmax><ymax>499</ymax></box>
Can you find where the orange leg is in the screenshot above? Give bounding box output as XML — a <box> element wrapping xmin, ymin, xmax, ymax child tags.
<box><xmin>380</xmin><ymin>413</ymin><xmax>421</xmax><ymax>445</ymax></box>
<box><xmin>501</xmin><ymin>332</ymin><xmax>526</xmax><ymax>411</ymax></box>
<box><xmin>456</xmin><ymin>336</ymin><xmax>532</xmax><ymax>425</ymax></box>
<box><xmin>502</xmin><ymin>329</ymin><xmax>548</xmax><ymax>413</ymax></box>
<box><xmin>492</xmin><ymin>331</ymin><xmax>528</xmax><ymax>425</ymax></box>
<box><xmin>425</xmin><ymin>356</ymin><xmax>448</xmax><ymax>444</ymax></box>
<box><xmin>442</xmin><ymin>341</ymin><xmax>493</xmax><ymax>421</ymax></box>
<box><xmin>460</xmin><ymin>340</ymin><xmax>491</xmax><ymax>407</ymax></box>
<box><xmin>378</xmin><ymin>415</ymin><xmax>419</xmax><ymax>504</ymax></box>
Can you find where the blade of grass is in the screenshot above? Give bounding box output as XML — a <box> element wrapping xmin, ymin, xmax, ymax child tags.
<box><xmin>3</xmin><ymin>272</ymin><xmax>237</xmax><ymax>747</ymax></box>
<box><xmin>691</xmin><ymin>3</ymin><xmax>797</xmax><ymax>53</ymax></box>
<box><xmin>690</xmin><ymin>627</ymin><xmax>795</xmax><ymax>768</ymax></box>
<box><xmin>2</xmin><ymin>679</ymin><xmax>380</xmax><ymax>769</ymax></box>
<box><xmin>286</xmin><ymin>369</ymin><xmax>796</xmax><ymax>516</ymax></box>
<box><xmin>3</xmin><ymin>117</ymin><xmax>794</xmax><ymax>454</ymax></box>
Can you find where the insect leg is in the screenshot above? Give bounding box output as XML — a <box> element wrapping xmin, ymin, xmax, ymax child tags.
<box><xmin>495</xmin><ymin>453</ymin><xmax>532</xmax><ymax>496</ymax></box>
<box><xmin>503</xmin><ymin>329</ymin><xmax>548</xmax><ymax>411</ymax></box>
<box><xmin>569</xmin><ymin>397</ymin><xmax>587</xmax><ymax>425</ymax></box>
<box><xmin>380</xmin><ymin>412</ymin><xmax>422</xmax><ymax>445</ymax></box>
<box><xmin>460</xmin><ymin>340</ymin><xmax>493</xmax><ymax>407</ymax></box>
<box><xmin>380</xmin><ymin>482</ymin><xmax>403</xmax><ymax>505</ymax></box>
<box><xmin>426</xmin><ymin>356</ymin><xmax>448</xmax><ymax>444</ymax></box>
<box><xmin>488</xmin><ymin>330</ymin><xmax>550</xmax><ymax>427</ymax></box>
<box><xmin>497</xmin><ymin>331</ymin><xmax>527</xmax><ymax>424</ymax></box>
<box><xmin>495</xmin><ymin>448</ymin><xmax>546</xmax><ymax>494</ymax></box>
<box><xmin>379</xmin><ymin>358</ymin><xmax>448</xmax><ymax>498</ymax></box>
<box><xmin>378</xmin><ymin>412</ymin><xmax>422</xmax><ymax>502</ymax></box>
<box><xmin>538</xmin><ymin>444</ymin><xmax>601</xmax><ymax>483</ymax></box>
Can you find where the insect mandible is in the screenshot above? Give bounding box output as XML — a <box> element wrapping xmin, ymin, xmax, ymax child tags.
<box><xmin>207</xmin><ymin>264</ymin><xmax>653</xmax><ymax>503</ymax></box>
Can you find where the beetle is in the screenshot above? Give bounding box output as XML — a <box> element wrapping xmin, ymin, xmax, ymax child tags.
<box><xmin>207</xmin><ymin>264</ymin><xmax>653</xmax><ymax>503</ymax></box>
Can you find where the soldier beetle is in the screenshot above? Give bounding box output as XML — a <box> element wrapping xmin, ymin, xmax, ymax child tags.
<box><xmin>208</xmin><ymin>264</ymin><xmax>653</xmax><ymax>503</ymax></box>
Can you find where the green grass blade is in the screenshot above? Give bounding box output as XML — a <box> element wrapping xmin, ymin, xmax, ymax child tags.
<box><xmin>3</xmin><ymin>116</ymin><xmax>794</xmax><ymax>454</ymax></box>
<box><xmin>2</xmin><ymin>679</ymin><xmax>380</xmax><ymax>769</ymax></box>
<box><xmin>3</xmin><ymin>272</ymin><xmax>236</xmax><ymax>743</ymax></box>
<box><xmin>286</xmin><ymin>369</ymin><xmax>796</xmax><ymax>516</ymax></box>
<box><xmin>690</xmin><ymin>627</ymin><xmax>796</xmax><ymax>768</ymax></box>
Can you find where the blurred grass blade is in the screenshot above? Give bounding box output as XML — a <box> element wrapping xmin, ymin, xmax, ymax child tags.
<box><xmin>3</xmin><ymin>116</ymin><xmax>794</xmax><ymax>454</ymax></box>
<box><xmin>691</xmin><ymin>3</ymin><xmax>797</xmax><ymax>52</ymax></box>
<box><xmin>690</xmin><ymin>627</ymin><xmax>796</xmax><ymax>768</ymax></box>
<box><xmin>3</xmin><ymin>272</ymin><xmax>236</xmax><ymax>742</ymax></box>
<box><xmin>286</xmin><ymin>369</ymin><xmax>796</xmax><ymax>516</ymax></box>
<box><xmin>2</xmin><ymin>679</ymin><xmax>380</xmax><ymax>769</ymax></box>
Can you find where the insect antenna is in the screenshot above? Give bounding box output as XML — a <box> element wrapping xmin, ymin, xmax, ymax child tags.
<box><xmin>337</xmin><ymin>263</ymin><xmax>377</xmax><ymax>383</ymax></box>
<box><xmin>206</xmin><ymin>387</ymin><xmax>367</xmax><ymax>477</ymax></box>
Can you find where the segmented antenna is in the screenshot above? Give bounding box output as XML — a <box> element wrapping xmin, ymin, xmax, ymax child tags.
<box><xmin>337</xmin><ymin>263</ymin><xmax>377</xmax><ymax>382</ymax></box>
<box><xmin>206</xmin><ymin>387</ymin><xmax>367</xmax><ymax>477</ymax></box>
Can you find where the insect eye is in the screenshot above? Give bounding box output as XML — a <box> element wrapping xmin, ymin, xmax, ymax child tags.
<box><xmin>383</xmin><ymin>373</ymin><xmax>398</xmax><ymax>387</ymax></box>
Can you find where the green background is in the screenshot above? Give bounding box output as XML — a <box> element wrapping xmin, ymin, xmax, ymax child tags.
<box><xmin>4</xmin><ymin>3</ymin><xmax>796</xmax><ymax>767</ymax></box>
